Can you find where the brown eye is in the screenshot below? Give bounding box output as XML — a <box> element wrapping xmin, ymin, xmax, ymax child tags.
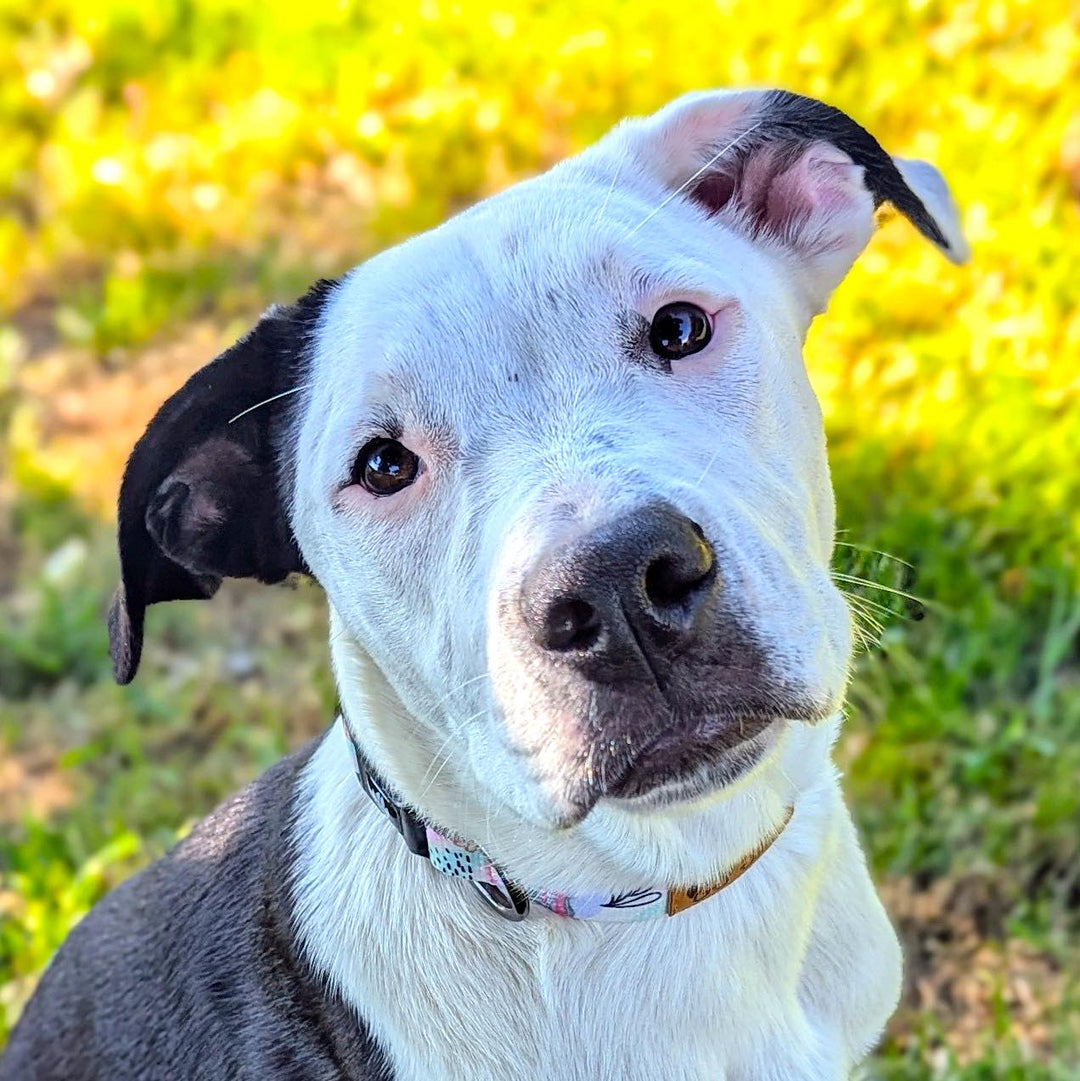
<box><xmin>649</xmin><ymin>302</ymin><xmax>712</xmax><ymax>360</ymax></box>
<box><xmin>353</xmin><ymin>439</ymin><xmax>421</xmax><ymax>496</ymax></box>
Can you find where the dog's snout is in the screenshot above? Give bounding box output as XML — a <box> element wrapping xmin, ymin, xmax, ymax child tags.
<box><xmin>522</xmin><ymin>503</ymin><xmax>718</xmax><ymax>679</ymax></box>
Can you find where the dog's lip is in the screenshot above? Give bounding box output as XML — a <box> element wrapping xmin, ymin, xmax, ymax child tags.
<box><xmin>517</xmin><ymin>689</ymin><xmax>835</xmax><ymax>827</ymax></box>
<box><xmin>600</xmin><ymin>711</ymin><xmax>783</xmax><ymax>801</ymax></box>
<box><xmin>609</xmin><ymin>720</ymin><xmax>785</xmax><ymax>810</ymax></box>
<box><xmin>547</xmin><ymin>716</ymin><xmax>785</xmax><ymax>828</ymax></box>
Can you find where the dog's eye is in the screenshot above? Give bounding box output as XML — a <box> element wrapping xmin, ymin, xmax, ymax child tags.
<box><xmin>353</xmin><ymin>439</ymin><xmax>421</xmax><ymax>496</ymax></box>
<box><xmin>649</xmin><ymin>302</ymin><xmax>713</xmax><ymax>360</ymax></box>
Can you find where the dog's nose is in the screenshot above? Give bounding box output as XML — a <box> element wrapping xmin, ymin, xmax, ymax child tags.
<box><xmin>522</xmin><ymin>502</ymin><xmax>718</xmax><ymax>681</ymax></box>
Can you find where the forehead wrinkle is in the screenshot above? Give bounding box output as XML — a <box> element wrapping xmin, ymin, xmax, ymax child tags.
<box><xmin>593</xmin><ymin>239</ymin><xmax>734</xmax><ymax>302</ymax></box>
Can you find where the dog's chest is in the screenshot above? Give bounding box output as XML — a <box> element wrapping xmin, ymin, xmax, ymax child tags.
<box><xmin>299</xmin><ymin>842</ymin><xmax>845</xmax><ymax>1081</ymax></box>
<box><xmin>349</xmin><ymin>891</ymin><xmax>847</xmax><ymax>1081</ymax></box>
<box><xmin>293</xmin><ymin>725</ymin><xmax>892</xmax><ymax>1081</ymax></box>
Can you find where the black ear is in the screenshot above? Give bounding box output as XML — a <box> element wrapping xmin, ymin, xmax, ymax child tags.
<box><xmin>623</xmin><ymin>88</ymin><xmax>968</xmax><ymax>308</ymax></box>
<box><xmin>108</xmin><ymin>279</ymin><xmax>337</xmax><ymax>684</ymax></box>
<box><xmin>746</xmin><ymin>90</ymin><xmax>954</xmax><ymax>252</ymax></box>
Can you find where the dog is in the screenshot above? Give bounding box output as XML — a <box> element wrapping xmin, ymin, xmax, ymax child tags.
<box><xmin>1</xmin><ymin>88</ymin><xmax>967</xmax><ymax>1080</ymax></box>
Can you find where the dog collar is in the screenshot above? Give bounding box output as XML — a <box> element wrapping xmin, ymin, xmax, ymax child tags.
<box><xmin>346</xmin><ymin>728</ymin><xmax>793</xmax><ymax>922</ymax></box>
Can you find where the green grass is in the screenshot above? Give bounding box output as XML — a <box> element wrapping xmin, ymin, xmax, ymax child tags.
<box><xmin>2</xmin><ymin>0</ymin><xmax>1079</xmax><ymax>1071</ymax></box>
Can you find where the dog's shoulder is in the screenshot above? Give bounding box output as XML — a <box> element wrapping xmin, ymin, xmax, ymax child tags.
<box><xmin>0</xmin><ymin>737</ymin><xmax>391</xmax><ymax>1081</ymax></box>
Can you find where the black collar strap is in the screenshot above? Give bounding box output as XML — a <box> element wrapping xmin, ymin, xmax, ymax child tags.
<box><xmin>346</xmin><ymin>730</ymin><xmax>531</xmax><ymax>919</ymax></box>
<box><xmin>345</xmin><ymin>724</ymin><xmax>794</xmax><ymax>923</ymax></box>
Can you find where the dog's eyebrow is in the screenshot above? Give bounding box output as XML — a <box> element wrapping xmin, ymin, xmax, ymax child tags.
<box><xmin>349</xmin><ymin>397</ymin><xmax>458</xmax><ymax>456</ymax></box>
<box><xmin>626</xmin><ymin>265</ymin><xmax>732</xmax><ymax>303</ymax></box>
<box><xmin>354</xmin><ymin>404</ymin><xmax>405</xmax><ymax>441</ymax></box>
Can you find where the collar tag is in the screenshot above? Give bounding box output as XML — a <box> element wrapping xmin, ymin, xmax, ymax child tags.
<box><xmin>471</xmin><ymin>876</ymin><xmax>531</xmax><ymax>921</ymax></box>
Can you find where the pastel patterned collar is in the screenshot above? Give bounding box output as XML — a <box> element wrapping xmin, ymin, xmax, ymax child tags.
<box><xmin>346</xmin><ymin>727</ymin><xmax>793</xmax><ymax>922</ymax></box>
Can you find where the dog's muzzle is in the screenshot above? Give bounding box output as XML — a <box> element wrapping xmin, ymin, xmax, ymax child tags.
<box><xmin>492</xmin><ymin>499</ymin><xmax>822</xmax><ymax>813</ymax></box>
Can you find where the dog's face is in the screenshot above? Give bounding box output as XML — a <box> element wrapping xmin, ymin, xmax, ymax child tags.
<box><xmin>110</xmin><ymin>90</ymin><xmax>965</xmax><ymax>831</ymax></box>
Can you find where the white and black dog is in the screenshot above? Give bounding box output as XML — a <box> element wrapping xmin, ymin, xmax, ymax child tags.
<box><xmin>1</xmin><ymin>88</ymin><xmax>967</xmax><ymax>1080</ymax></box>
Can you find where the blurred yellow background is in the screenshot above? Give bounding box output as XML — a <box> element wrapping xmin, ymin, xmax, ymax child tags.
<box><xmin>1</xmin><ymin>1</ymin><xmax>1078</xmax><ymax>1076</ymax></box>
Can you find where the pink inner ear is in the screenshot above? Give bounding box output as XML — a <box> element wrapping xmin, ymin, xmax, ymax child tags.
<box><xmin>690</xmin><ymin>172</ymin><xmax>737</xmax><ymax>214</ymax></box>
<box><xmin>766</xmin><ymin>147</ymin><xmax>866</xmax><ymax>238</ymax></box>
<box><xmin>690</xmin><ymin>141</ymin><xmax>870</xmax><ymax>255</ymax></box>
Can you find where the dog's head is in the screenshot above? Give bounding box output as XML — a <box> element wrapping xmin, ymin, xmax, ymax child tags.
<box><xmin>110</xmin><ymin>90</ymin><xmax>965</xmax><ymax>830</ymax></box>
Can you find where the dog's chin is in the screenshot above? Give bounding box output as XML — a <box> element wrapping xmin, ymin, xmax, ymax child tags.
<box><xmin>542</xmin><ymin>714</ymin><xmax>794</xmax><ymax>828</ymax></box>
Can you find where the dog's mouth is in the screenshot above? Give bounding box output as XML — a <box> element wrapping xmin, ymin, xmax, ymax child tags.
<box><xmin>492</xmin><ymin>659</ymin><xmax>838</xmax><ymax>827</ymax></box>
<box><xmin>606</xmin><ymin>717</ymin><xmax>786</xmax><ymax>811</ymax></box>
<box><xmin>550</xmin><ymin>705</ymin><xmax>815</xmax><ymax>825</ymax></box>
<box><xmin>600</xmin><ymin>711</ymin><xmax>783</xmax><ymax>799</ymax></box>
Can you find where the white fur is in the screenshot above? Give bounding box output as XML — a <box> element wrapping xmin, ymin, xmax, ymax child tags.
<box><xmin>282</xmin><ymin>89</ymin><xmax>965</xmax><ymax>1077</ymax></box>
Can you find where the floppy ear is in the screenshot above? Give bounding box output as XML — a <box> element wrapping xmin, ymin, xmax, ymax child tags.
<box><xmin>620</xmin><ymin>89</ymin><xmax>968</xmax><ymax>309</ymax></box>
<box><xmin>108</xmin><ymin>279</ymin><xmax>337</xmax><ymax>684</ymax></box>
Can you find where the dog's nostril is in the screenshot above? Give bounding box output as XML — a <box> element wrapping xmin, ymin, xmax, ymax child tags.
<box><xmin>643</xmin><ymin>542</ymin><xmax>715</xmax><ymax>611</ymax></box>
<box><xmin>543</xmin><ymin>598</ymin><xmax>602</xmax><ymax>652</ymax></box>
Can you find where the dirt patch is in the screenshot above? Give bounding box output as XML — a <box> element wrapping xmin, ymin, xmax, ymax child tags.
<box><xmin>882</xmin><ymin>873</ymin><xmax>1078</xmax><ymax>1064</ymax></box>
<box><xmin>0</xmin><ymin>746</ymin><xmax>74</xmax><ymax>824</ymax></box>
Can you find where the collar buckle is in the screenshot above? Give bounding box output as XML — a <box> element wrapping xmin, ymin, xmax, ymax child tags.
<box><xmin>471</xmin><ymin>876</ymin><xmax>531</xmax><ymax>921</ymax></box>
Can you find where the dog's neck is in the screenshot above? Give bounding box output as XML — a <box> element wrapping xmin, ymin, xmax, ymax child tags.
<box><xmin>322</xmin><ymin>619</ymin><xmax>841</xmax><ymax>900</ymax></box>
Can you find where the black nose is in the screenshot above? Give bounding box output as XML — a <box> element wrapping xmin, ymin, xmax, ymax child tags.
<box><xmin>522</xmin><ymin>502</ymin><xmax>718</xmax><ymax>681</ymax></box>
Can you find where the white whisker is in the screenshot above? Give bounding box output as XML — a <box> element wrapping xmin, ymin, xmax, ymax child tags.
<box><xmin>832</xmin><ymin>572</ymin><xmax>927</xmax><ymax>607</ymax></box>
<box><xmin>228</xmin><ymin>383</ymin><xmax>312</xmax><ymax>425</ymax></box>
<box><xmin>415</xmin><ymin>732</ymin><xmax>460</xmax><ymax>798</ymax></box>
<box><xmin>696</xmin><ymin>446</ymin><xmax>724</xmax><ymax>486</ymax></box>
<box><xmin>833</xmin><ymin>540</ymin><xmax>913</xmax><ymax>570</ymax></box>
<box><xmin>839</xmin><ymin>589</ymin><xmax>894</xmax><ymax>621</ymax></box>
<box><xmin>414</xmin><ymin>707</ymin><xmax>486</xmax><ymax>806</ymax></box>
<box><xmin>622</xmin><ymin>121</ymin><xmax>762</xmax><ymax>240</ymax></box>
<box><xmin>415</xmin><ymin>731</ymin><xmax>466</xmax><ymax>805</ymax></box>
<box><xmin>433</xmin><ymin>672</ymin><xmax>490</xmax><ymax>711</ymax></box>
<box><xmin>594</xmin><ymin>152</ymin><xmax>625</xmax><ymax>226</ymax></box>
